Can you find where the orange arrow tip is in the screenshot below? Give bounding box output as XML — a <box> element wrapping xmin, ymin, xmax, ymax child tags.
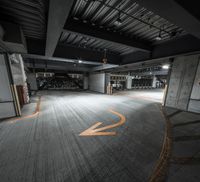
<box><xmin>79</xmin><ymin>131</ymin><xmax>117</xmax><ymax>136</ymax></box>
<box><xmin>79</xmin><ymin>109</ymin><xmax>126</xmax><ymax>137</ymax></box>
<box><xmin>79</xmin><ymin>121</ymin><xmax>117</xmax><ymax>136</ymax></box>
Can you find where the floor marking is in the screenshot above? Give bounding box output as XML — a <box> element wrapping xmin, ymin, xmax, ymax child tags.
<box><xmin>149</xmin><ymin>106</ymin><xmax>173</xmax><ymax>182</ymax></box>
<box><xmin>8</xmin><ymin>96</ymin><xmax>41</xmax><ymax>123</ymax></box>
<box><xmin>79</xmin><ymin>109</ymin><xmax>126</xmax><ymax>136</ymax></box>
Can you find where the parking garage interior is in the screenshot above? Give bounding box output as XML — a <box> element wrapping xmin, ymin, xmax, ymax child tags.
<box><xmin>0</xmin><ymin>0</ymin><xmax>200</xmax><ymax>182</ymax></box>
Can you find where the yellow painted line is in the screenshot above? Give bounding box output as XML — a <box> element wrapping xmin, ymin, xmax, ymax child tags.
<box><xmin>149</xmin><ymin>105</ymin><xmax>172</xmax><ymax>182</ymax></box>
<box><xmin>8</xmin><ymin>96</ymin><xmax>41</xmax><ymax>123</ymax></box>
<box><xmin>79</xmin><ymin>109</ymin><xmax>126</xmax><ymax>136</ymax></box>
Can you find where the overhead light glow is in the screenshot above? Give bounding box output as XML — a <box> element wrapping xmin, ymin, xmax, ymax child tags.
<box><xmin>114</xmin><ymin>18</ymin><xmax>122</xmax><ymax>26</ymax></box>
<box><xmin>156</xmin><ymin>30</ymin><xmax>162</xmax><ymax>41</ymax></box>
<box><xmin>155</xmin><ymin>35</ymin><xmax>162</xmax><ymax>41</ymax></box>
<box><xmin>114</xmin><ymin>11</ymin><xmax>122</xmax><ymax>26</ymax></box>
<box><xmin>78</xmin><ymin>60</ymin><xmax>83</xmax><ymax>63</ymax></box>
<box><xmin>162</xmin><ymin>64</ymin><xmax>169</xmax><ymax>69</ymax></box>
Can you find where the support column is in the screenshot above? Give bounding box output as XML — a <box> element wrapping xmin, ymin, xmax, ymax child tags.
<box><xmin>0</xmin><ymin>54</ymin><xmax>16</xmax><ymax>119</ymax></box>
<box><xmin>9</xmin><ymin>54</ymin><xmax>29</xmax><ymax>105</ymax></box>
<box><xmin>27</xmin><ymin>73</ymin><xmax>38</xmax><ymax>91</ymax></box>
<box><xmin>126</xmin><ymin>76</ymin><xmax>132</xmax><ymax>89</ymax></box>
<box><xmin>152</xmin><ymin>75</ymin><xmax>157</xmax><ymax>88</ymax></box>
<box><xmin>164</xmin><ymin>54</ymin><xmax>200</xmax><ymax>113</ymax></box>
<box><xmin>83</xmin><ymin>74</ymin><xmax>88</xmax><ymax>90</ymax></box>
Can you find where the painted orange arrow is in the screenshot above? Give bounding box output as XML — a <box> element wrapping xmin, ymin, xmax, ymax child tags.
<box><xmin>79</xmin><ymin>109</ymin><xmax>126</xmax><ymax>136</ymax></box>
<box><xmin>8</xmin><ymin>96</ymin><xmax>41</xmax><ymax>123</ymax></box>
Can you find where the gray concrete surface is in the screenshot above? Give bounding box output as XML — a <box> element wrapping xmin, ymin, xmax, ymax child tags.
<box><xmin>114</xmin><ymin>89</ymin><xmax>164</xmax><ymax>103</ymax></box>
<box><xmin>165</xmin><ymin>55</ymin><xmax>200</xmax><ymax>113</ymax></box>
<box><xmin>166</xmin><ymin>108</ymin><xmax>200</xmax><ymax>182</ymax></box>
<box><xmin>0</xmin><ymin>90</ymin><xmax>165</xmax><ymax>182</ymax></box>
<box><xmin>89</xmin><ymin>73</ymin><xmax>106</xmax><ymax>93</ymax></box>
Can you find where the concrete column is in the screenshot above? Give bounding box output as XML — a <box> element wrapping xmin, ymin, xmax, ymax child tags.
<box><xmin>83</xmin><ymin>75</ymin><xmax>88</xmax><ymax>90</ymax></box>
<box><xmin>9</xmin><ymin>54</ymin><xmax>29</xmax><ymax>104</ymax></box>
<box><xmin>9</xmin><ymin>54</ymin><xmax>26</xmax><ymax>85</ymax></box>
<box><xmin>27</xmin><ymin>73</ymin><xmax>38</xmax><ymax>90</ymax></box>
<box><xmin>126</xmin><ymin>76</ymin><xmax>132</xmax><ymax>89</ymax></box>
<box><xmin>164</xmin><ymin>54</ymin><xmax>200</xmax><ymax>113</ymax></box>
<box><xmin>152</xmin><ymin>75</ymin><xmax>157</xmax><ymax>88</ymax></box>
<box><xmin>0</xmin><ymin>54</ymin><xmax>16</xmax><ymax>119</ymax></box>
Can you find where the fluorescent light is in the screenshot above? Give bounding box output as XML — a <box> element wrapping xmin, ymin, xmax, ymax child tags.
<box><xmin>78</xmin><ymin>60</ymin><xmax>83</xmax><ymax>63</ymax></box>
<box><xmin>162</xmin><ymin>64</ymin><xmax>169</xmax><ymax>69</ymax></box>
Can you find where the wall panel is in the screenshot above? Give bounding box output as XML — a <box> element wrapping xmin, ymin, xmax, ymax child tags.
<box><xmin>89</xmin><ymin>73</ymin><xmax>105</xmax><ymax>93</ymax></box>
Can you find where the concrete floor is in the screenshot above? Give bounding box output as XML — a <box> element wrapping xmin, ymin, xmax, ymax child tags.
<box><xmin>165</xmin><ymin>108</ymin><xmax>200</xmax><ymax>182</ymax></box>
<box><xmin>1</xmin><ymin>89</ymin><xmax>200</xmax><ymax>182</ymax></box>
<box><xmin>0</xmin><ymin>89</ymin><xmax>166</xmax><ymax>182</ymax></box>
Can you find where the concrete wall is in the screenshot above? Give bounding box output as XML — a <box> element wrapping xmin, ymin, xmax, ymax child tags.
<box><xmin>89</xmin><ymin>73</ymin><xmax>106</xmax><ymax>93</ymax></box>
<box><xmin>0</xmin><ymin>54</ymin><xmax>16</xmax><ymax>119</ymax></box>
<box><xmin>188</xmin><ymin>60</ymin><xmax>200</xmax><ymax>112</ymax></box>
<box><xmin>9</xmin><ymin>54</ymin><xmax>26</xmax><ymax>85</ymax></box>
<box><xmin>165</xmin><ymin>54</ymin><xmax>200</xmax><ymax>113</ymax></box>
<box><xmin>27</xmin><ymin>73</ymin><xmax>38</xmax><ymax>90</ymax></box>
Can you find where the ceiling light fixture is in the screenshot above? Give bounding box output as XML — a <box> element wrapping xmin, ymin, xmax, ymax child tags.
<box><xmin>156</xmin><ymin>30</ymin><xmax>162</xmax><ymax>41</ymax></box>
<box><xmin>162</xmin><ymin>64</ymin><xmax>169</xmax><ymax>69</ymax></box>
<box><xmin>114</xmin><ymin>11</ymin><xmax>122</xmax><ymax>26</ymax></box>
<box><xmin>73</xmin><ymin>17</ymin><xmax>79</xmax><ymax>20</ymax></box>
<box><xmin>78</xmin><ymin>59</ymin><xmax>83</xmax><ymax>63</ymax></box>
<box><xmin>102</xmin><ymin>49</ymin><xmax>108</xmax><ymax>64</ymax></box>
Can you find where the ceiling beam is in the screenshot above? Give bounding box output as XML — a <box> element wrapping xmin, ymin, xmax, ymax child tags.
<box><xmin>91</xmin><ymin>64</ymin><xmax>119</xmax><ymax>72</ymax></box>
<box><xmin>22</xmin><ymin>54</ymin><xmax>103</xmax><ymax>66</ymax></box>
<box><xmin>45</xmin><ymin>0</ymin><xmax>75</xmax><ymax>57</ymax></box>
<box><xmin>137</xmin><ymin>0</ymin><xmax>200</xmax><ymax>39</ymax></box>
<box><xmin>121</xmin><ymin>34</ymin><xmax>200</xmax><ymax>64</ymax></box>
<box><xmin>64</xmin><ymin>19</ymin><xmax>152</xmax><ymax>52</ymax></box>
<box><xmin>25</xmin><ymin>38</ymin><xmax>121</xmax><ymax>64</ymax></box>
<box><xmin>54</xmin><ymin>44</ymin><xmax>121</xmax><ymax>64</ymax></box>
<box><xmin>25</xmin><ymin>62</ymin><xmax>90</xmax><ymax>72</ymax></box>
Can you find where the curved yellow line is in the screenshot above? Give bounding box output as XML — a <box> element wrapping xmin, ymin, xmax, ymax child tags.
<box><xmin>93</xmin><ymin>109</ymin><xmax>126</xmax><ymax>132</ymax></box>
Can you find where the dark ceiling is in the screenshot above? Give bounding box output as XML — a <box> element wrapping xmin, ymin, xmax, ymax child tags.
<box><xmin>69</xmin><ymin>0</ymin><xmax>184</xmax><ymax>43</ymax></box>
<box><xmin>0</xmin><ymin>0</ymin><xmax>48</xmax><ymax>39</ymax></box>
<box><xmin>59</xmin><ymin>30</ymin><xmax>137</xmax><ymax>55</ymax></box>
<box><xmin>1</xmin><ymin>0</ymin><xmax>200</xmax><ymax>68</ymax></box>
